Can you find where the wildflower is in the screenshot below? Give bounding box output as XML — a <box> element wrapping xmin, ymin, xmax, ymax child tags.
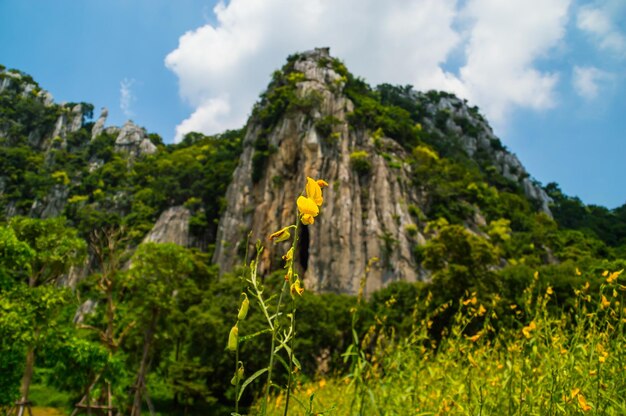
<box><xmin>290</xmin><ymin>279</ymin><xmax>304</xmax><ymax>297</ymax></box>
<box><xmin>238</xmin><ymin>293</ymin><xmax>249</xmax><ymax>321</ymax></box>
<box><xmin>576</xmin><ymin>267</ymin><xmax>582</xmax><ymax>276</ymax></box>
<box><xmin>305</xmin><ymin>177</ymin><xmax>323</xmax><ymax>206</ymax></box>
<box><xmin>478</xmin><ymin>304</ymin><xmax>487</xmax><ymax>316</ymax></box>
<box><xmin>577</xmin><ymin>394</ymin><xmax>592</xmax><ymax>412</ymax></box>
<box><xmin>227</xmin><ymin>325</ymin><xmax>238</xmax><ymax>351</ymax></box>
<box><xmin>297</xmin><ymin>196</ymin><xmax>319</xmax><ymax>225</ymax></box>
<box><xmin>468</xmin><ymin>333</ymin><xmax>481</xmax><ymax>343</ymax></box>
<box><xmin>607</xmin><ymin>269</ymin><xmax>623</xmax><ymax>283</ymax></box>
<box><xmin>602</xmin><ymin>270</ymin><xmax>609</xmax><ymax>277</ymax></box>
<box><xmin>546</xmin><ymin>286</ymin><xmax>553</xmax><ymax>295</ymax></box>
<box><xmin>282</xmin><ymin>247</ymin><xmax>294</xmax><ymax>262</ymax></box>
<box><xmin>463</xmin><ymin>296</ymin><xmax>477</xmax><ymax>306</ymax></box>
<box><xmin>269</xmin><ymin>226</ymin><xmax>291</xmax><ymax>243</ymax></box>
<box><xmin>316</xmin><ymin>179</ymin><xmax>329</xmax><ymax>188</ymax></box>
<box><xmin>601</xmin><ymin>295</ymin><xmax>611</xmax><ymax>309</ymax></box>
<box><xmin>522</xmin><ymin>321</ymin><xmax>536</xmax><ymax>339</ymax></box>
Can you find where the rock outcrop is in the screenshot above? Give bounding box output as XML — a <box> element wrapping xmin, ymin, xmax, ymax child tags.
<box><xmin>416</xmin><ymin>93</ymin><xmax>553</xmax><ymax>214</ymax></box>
<box><xmin>214</xmin><ymin>48</ymin><xmax>423</xmax><ymax>295</ymax></box>
<box><xmin>115</xmin><ymin>120</ymin><xmax>157</xmax><ymax>157</ymax></box>
<box><xmin>91</xmin><ymin>107</ymin><xmax>108</xmax><ymax>139</ymax></box>
<box><xmin>143</xmin><ymin>206</ymin><xmax>192</xmax><ymax>247</ymax></box>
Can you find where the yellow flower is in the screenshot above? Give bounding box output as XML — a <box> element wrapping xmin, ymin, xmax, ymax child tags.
<box><xmin>478</xmin><ymin>304</ymin><xmax>487</xmax><ymax>316</ymax></box>
<box><xmin>577</xmin><ymin>393</ymin><xmax>592</xmax><ymax>411</ymax></box>
<box><xmin>305</xmin><ymin>177</ymin><xmax>323</xmax><ymax>206</ymax></box>
<box><xmin>546</xmin><ymin>286</ymin><xmax>553</xmax><ymax>295</ymax></box>
<box><xmin>607</xmin><ymin>269</ymin><xmax>623</xmax><ymax>283</ymax></box>
<box><xmin>297</xmin><ymin>196</ymin><xmax>319</xmax><ymax>225</ymax></box>
<box><xmin>269</xmin><ymin>226</ymin><xmax>291</xmax><ymax>243</ymax></box>
<box><xmin>290</xmin><ymin>279</ymin><xmax>304</xmax><ymax>297</ymax></box>
<box><xmin>317</xmin><ymin>179</ymin><xmax>329</xmax><ymax>188</ymax></box>
<box><xmin>522</xmin><ymin>321</ymin><xmax>536</xmax><ymax>339</ymax></box>
<box><xmin>576</xmin><ymin>267</ymin><xmax>582</xmax><ymax>276</ymax></box>
<box><xmin>602</xmin><ymin>270</ymin><xmax>609</xmax><ymax>277</ymax></box>
<box><xmin>601</xmin><ymin>295</ymin><xmax>610</xmax><ymax>309</ymax></box>
<box><xmin>468</xmin><ymin>333</ymin><xmax>481</xmax><ymax>343</ymax></box>
<box><xmin>297</xmin><ymin>195</ymin><xmax>319</xmax><ymax>216</ymax></box>
<box><xmin>282</xmin><ymin>247</ymin><xmax>294</xmax><ymax>262</ymax></box>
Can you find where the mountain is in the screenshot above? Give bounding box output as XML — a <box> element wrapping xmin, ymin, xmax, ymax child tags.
<box><xmin>1</xmin><ymin>51</ymin><xmax>624</xmax><ymax>294</ymax></box>
<box><xmin>213</xmin><ymin>48</ymin><xmax>556</xmax><ymax>294</ymax></box>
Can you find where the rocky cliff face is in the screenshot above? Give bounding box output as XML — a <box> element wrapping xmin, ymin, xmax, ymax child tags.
<box><xmin>213</xmin><ymin>48</ymin><xmax>553</xmax><ymax>294</ymax></box>
<box><xmin>214</xmin><ymin>48</ymin><xmax>424</xmax><ymax>294</ymax></box>
<box><xmin>414</xmin><ymin>92</ymin><xmax>553</xmax><ymax>214</ymax></box>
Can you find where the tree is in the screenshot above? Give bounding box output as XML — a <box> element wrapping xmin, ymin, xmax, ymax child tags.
<box><xmin>124</xmin><ymin>242</ymin><xmax>195</xmax><ymax>416</ymax></box>
<box><xmin>6</xmin><ymin>216</ymin><xmax>86</xmax><ymax>412</ymax></box>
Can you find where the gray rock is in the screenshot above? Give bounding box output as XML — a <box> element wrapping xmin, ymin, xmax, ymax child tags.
<box><xmin>91</xmin><ymin>107</ymin><xmax>108</xmax><ymax>140</ymax></box>
<box><xmin>30</xmin><ymin>185</ymin><xmax>69</xmax><ymax>218</ymax></box>
<box><xmin>115</xmin><ymin>121</ymin><xmax>157</xmax><ymax>157</ymax></box>
<box><xmin>69</xmin><ymin>104</ymin><xmax>83</xmax><ymax>133</ymax></box>
<box><xmin>143</xmin><ymin>206</ymin><xmax>192</xmax><ymax>247</ymax></box>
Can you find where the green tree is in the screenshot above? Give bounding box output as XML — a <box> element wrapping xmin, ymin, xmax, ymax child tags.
<box><xmin>124</xmin><ymin>242</ymin><xmax>195</xmax><ymax>416</ymax></box>
<box><xmin>5</xmin><ymin>217</ymin><xmax>86</xmax><ymax>408</ymax></box>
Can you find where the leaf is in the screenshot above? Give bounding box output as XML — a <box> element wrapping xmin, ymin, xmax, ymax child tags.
<box><xmin>274</xmin><ymin>354</ymin><xmax>291</xmax><ymax>373</ymax></box>
<box><xmin>237</xmin><ymin>367</ymin><xmax>268</xmax><ymax>402</ymax></box>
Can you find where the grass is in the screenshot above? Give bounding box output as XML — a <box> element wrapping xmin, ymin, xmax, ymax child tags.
<box><xmin>258</xmin><ymin>269</ymin><xmax>626</xmax><ymax>415</ymax></box>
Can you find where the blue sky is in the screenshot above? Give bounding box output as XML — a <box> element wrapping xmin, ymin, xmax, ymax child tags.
<box><xmin>1</xmin><ymin>0</ymin><xmax>624</xmax><ymax>208</ymax></box>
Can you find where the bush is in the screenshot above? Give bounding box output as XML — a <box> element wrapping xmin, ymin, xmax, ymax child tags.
<box><xmin>349</xmin><ymin>151</ymin><xmax>372</xmax><ymax>176</ymax></box>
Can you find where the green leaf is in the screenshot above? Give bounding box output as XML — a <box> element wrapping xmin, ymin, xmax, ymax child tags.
<box><xmin>237</xmin><ymin>367</ymin><xmax>268</xmax><ymax>402</ymax></box>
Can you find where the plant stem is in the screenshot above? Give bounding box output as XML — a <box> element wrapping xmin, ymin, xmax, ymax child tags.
<box><xmin>283</xmin><ymin>219</ymin><xmax>300</xmax><ymax>415</ymax></box>
<box><xmin>263</xmin><ymin>278</ymin><xmax>288</xmax><ymax>415</ymax></box>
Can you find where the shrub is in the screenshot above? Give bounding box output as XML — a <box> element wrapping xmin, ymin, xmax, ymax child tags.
<box><xmin>350</xmin><ymin>151</ymin><xmax>372</xmax><ymax>176</ymax></box>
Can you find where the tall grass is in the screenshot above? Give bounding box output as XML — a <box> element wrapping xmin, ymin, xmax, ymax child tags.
<box><xmin>261</xmin><ymin>269</ymin><xmax>626</xmax><ymax>415</ymax></box>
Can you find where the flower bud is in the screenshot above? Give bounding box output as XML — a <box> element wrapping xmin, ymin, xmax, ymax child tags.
<box><xmin>238</xmin><ymin>293</ymin><xmax>249</xmax><ymax>321</ymax></box>
<box><xmin>269</xmin><ymin>226</ymin><xmax>291</xmax><ymax>243</ymax></box>
<box><xmin>227</xmin><ymin>325</ymin><xmax>238</xmax><ymax>351</ymax></box>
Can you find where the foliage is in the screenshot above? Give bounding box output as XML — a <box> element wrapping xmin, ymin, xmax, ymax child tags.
<box><xmin>349</xmin><ymin>151</ymin><xmax>371</xmax><ymax>176</ymax></box>
<box><xmin>264</xmin><ymin>267</ymin><xmax>626</xmax><ymax>415</ymax></box>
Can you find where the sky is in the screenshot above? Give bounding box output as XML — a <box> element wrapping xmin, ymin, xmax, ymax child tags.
<box><xmin>0</xmin><ymin>0</ymin><xmax>624</xmax><ymax>208</ymax></box>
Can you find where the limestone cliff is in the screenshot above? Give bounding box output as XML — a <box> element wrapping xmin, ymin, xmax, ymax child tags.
<box><xmin>213</xmin><ymin>48</ymin><xmax>553</xmax><ymax>295</ymax></box>
<box><xmin>214</xmin><ymin>48</ymin><xmax>423</xmax><ymax>295</ymax></box>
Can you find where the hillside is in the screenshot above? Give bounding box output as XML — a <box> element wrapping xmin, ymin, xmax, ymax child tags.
<box><xmin>1</xmin><ymin>51</ymin><xmax>626</xmax><ymax>414</ymax></box>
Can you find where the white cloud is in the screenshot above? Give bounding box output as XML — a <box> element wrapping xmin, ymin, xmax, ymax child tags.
<box><xmin>572</xmin><ymin>65</ymin><xmax>610</xmax><ymax>99</ymax></box>
<box><xmin>120</xmin><ymin>78</ymin><xmax>136</xmax><ymax>118</ymax></box>
<box><xmin>457</xmin><ymin>0</ymin><xmax>570</xmax><ymax>124</ymax></box>
<box><xmin>577</xmin><ymin>1</ymin><xmax>626</xmax><ymax>55</ymax></box>
<box><xmin>166</xmin><ymin>0</ymin><xmax>571</xmax><ymax>141</ymax></box>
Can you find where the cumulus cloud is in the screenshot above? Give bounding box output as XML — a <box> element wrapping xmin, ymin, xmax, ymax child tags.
<box><xmin>577</xmin><ymin>1</ymin><xmax>626</xmax><ymax>55</ymax></box>
<box><xmin>120</xmin><ymin>78</ymin><xmax>136</xmax><ymax>118</ymax></box>
<box><xmin>166</xmin><ymin>0</ymin><xmax>571</xmax><ymax>141</ymax></box>
<box><xmin>457</xmin><ymin>0</ymin><xmax>570</xmax><ymax>124</ymax></box>
<box><xmin>572</xmin><ymin>66</ymin><xmax>611</xmax><ymax>99</ymax></box>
